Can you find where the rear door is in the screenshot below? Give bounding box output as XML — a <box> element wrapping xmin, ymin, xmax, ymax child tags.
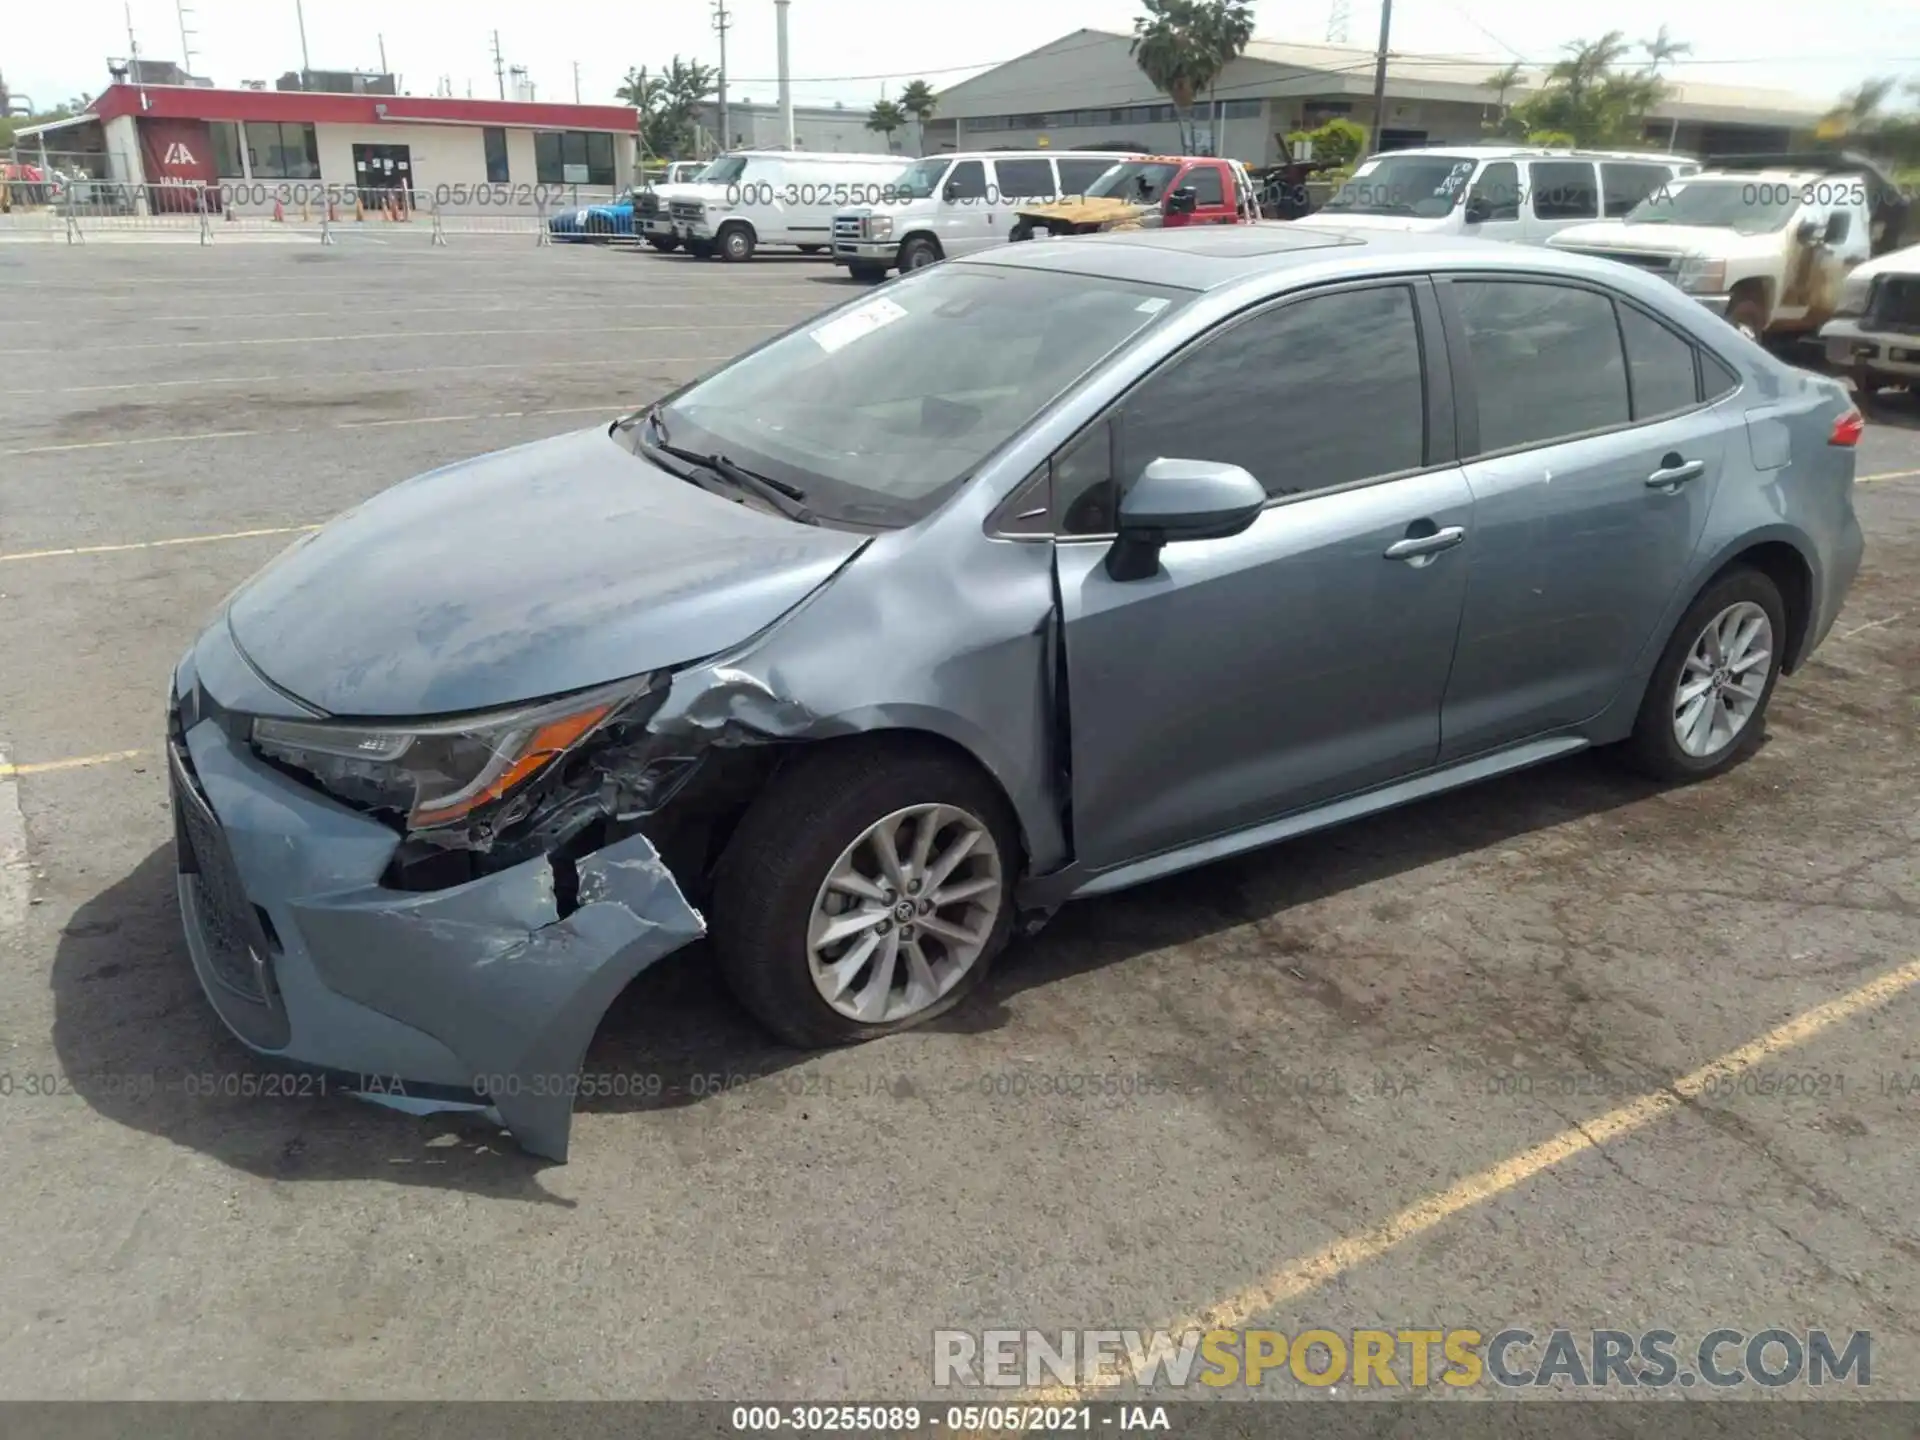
<box><xmin>1435</xmin><ymin>275</ymin><xmax>1734</xmax><ymax>758</ymax></box>
<box><xmin>1055</xmin><ymin>279</ymin><xmax>1474</xmax><ymax>871</ymax></box>
<box><xmin>1523</xmin><ymin>160</ymin><xmax>1600</xmax><ymax>241</ymax></box>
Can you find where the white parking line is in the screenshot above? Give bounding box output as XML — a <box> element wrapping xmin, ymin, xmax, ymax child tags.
<box><xmin>0</xmin><ymin>355</ymin><xmax>736</xmax><ymax>398</ymax></box>
<box><xmin>0</xmin><ymin>525</ymin><xmax>320</xmax><ymax>564</ymax></box>
<box><xmin>0</xmin><ymin>404</ymin><xmax>621</xmax><ymax>457</ymax></box>
<box><xmin>15</xmin><ymin>299</ymin><xmax>829</xmax><ymax>325</ymax></box>
<box><xmin>0</xmin><ymin>322</ymin><xmax>784</xmax><ymax>356</ymax></box>
<box><xmin>0</xmin><ymin>749</ymin><xmax>26</xmax><ymax>927</ymax></box>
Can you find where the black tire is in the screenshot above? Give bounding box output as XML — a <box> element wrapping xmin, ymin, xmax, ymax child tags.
<box><xmin>1010</xmin><ymin>220</ymin><xmax>1036</xmax><ymax>242</ymax></box>
<box><xmin>897</xmin><ymin>235</ymin><xmax>940</xmax><ymax>272</ymax></box>
<box><xmin>711</xmin><ymin>740</ymin><xmax>1019</xmax><ymax>1049</ymax></box>
<box><xmin>684</xmin><ymin>239</ymin><xmax>717</xmax><ymax>259</ymax></box>
<box><xmin>797</xmin><ymin>243</ymin><xmax>824</xmax><ymax>254</ymax></box>
<box><xmin>1727</xmin><ymin>293</ymin><xmax>1768</xmax><ymax>340</ymax></box>
<box><xmin>1622</xmin><ymin>566</ymin><xmax>1787</xmax><ymax>782</ymax></box>
<box><xmin>847</xmin><ymin>262</ymin><xmax>889</xmax><ymax>282</ymax></box>
<box><xmin>718</xmin><ymin>223</ymin><xmax>756</xmax><ymax>262</ymax></box>
<box><xmin>645</xmin><ymin>236</ymin><xmax>680</xmax><ymax>253</ymax></box>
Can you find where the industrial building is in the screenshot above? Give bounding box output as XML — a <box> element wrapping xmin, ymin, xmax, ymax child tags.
<box><xmin>688</xmin><ymin>99</ymin><xmax>897</xmax><ymax>155</ymax></box>
<box><xmin>13</xmin><ymin>79</ymin><xmax>639</xmax><ymax>213</ymax></box>
<box><xmin>924</xmin><ymin>30</ymin><xmax>1832</xmax><ymax>163</ymax></box>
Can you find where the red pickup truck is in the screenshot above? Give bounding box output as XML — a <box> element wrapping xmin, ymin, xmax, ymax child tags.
<box><xmin>1009</xmin><ymin>155</ymin><xmax>1259</xmax><ymax>240</ymax></box>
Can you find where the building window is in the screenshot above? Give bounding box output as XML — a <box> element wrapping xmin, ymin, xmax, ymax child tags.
<box><xmin>209</xmin><ymin>121</ymin><xmax>245</xmax><ymax>178</ymax></box>
<box><xmin>534</xmin><ymin>130</ymin><xmax>615</xmax><ymax>186</ymax></box>
<box><xmin>483</xmin><ymin>127</ymin><xmax>510</xmax><ymax>183</ymax></box>
<box><xmin>244</xmin><ymin>121</ymin><xmax>319</xmax><ymax>180</ymax></box>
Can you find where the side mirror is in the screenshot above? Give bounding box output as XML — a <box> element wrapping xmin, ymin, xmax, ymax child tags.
<box><xmin>1105</xmin><ymin>458</ymin><xmax>1266</xmax><ymax>582</ymax></box>
<box><xmin>1166</xmin><ymin>186</ymin><xmax>1198</xmax><ymax>214</ymax></box>
<box><xmin>942</xmin><ymin>181</ymin><xmax>959</xmax><ymax>202</ymax></box>
<box><xmin>1463</xmin><ymin>195</ymin><xmax>1489</xmax><ymax>224</ymax></box>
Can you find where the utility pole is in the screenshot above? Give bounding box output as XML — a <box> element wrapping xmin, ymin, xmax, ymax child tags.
<box><xmin>125</xmin><ymin>2</ymin><xmax>143</xmax><ymax>85</ymax></box>
<box><xmin>378</xmin><ymin>34</ymin><xmax>388</xmax><ymax>75</ymax></box>
<box><xmin>176</xmin><ymin>0</ymin><xmax>199</xmax><ymax>79</ymax></box>
<box><xmin>573</xmin><ymin>61</ymin><xmax>581</xmax><ymax>103</ymax></box>
<box><xmin>1363</xmin><ymin>0</ymin><xmax>1393</xmax><ymax>158</ymax></box>
<box><xmin>491</xmin><ymin>31</ymin><xmax>506</xmax><ymax>101</ymax></box>
<box><xmin>774</xmin><ymin>0</ymin><xmax>794</xmax><ymax>149</ymax></box>
<box><xmin>294</xmin><ymin>0</ymin><xmax>311</xmax><ymax>87</ymax></box>
<box><xmin>711</xmin><ymin>0</ymin><xmax>732</xmax><ymax>151</ymax></box>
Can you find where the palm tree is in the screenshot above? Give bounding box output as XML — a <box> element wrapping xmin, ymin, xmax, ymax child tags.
<box><xmin>1818</xmin><ymin>76</ymin><xmax>1898</xmax><ymax>141</ymax></box>
<box><xmin>1640</xmin><ymin>24</ymin><xmax>1691</xmax><ymax>72</ymax></box>
<box><xmin>866</xmin><ymin>98</ymin><xmax>907</xmax><ymax>152</ymax></box>
<box><xmin>1130</xmin><ymin>0</ymin><xmax>1255</xmax><ymax>155</ymax></box>
<box><xmin>1482</xmin><ymin>61</ymin><xmax>1526</xmax><ymax>131</ymax></box>
<box><xmin>616</xmin><ymin>67</ymin><xmax>668</xmax><ymax>160</ymax></box>
<box><xmin>899</xmin><ymin>78</ymin><xmax>938</xmax><ymax>156</ymax></box>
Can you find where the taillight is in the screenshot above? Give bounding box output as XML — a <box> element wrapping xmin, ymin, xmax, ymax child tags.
<box><xmin>1830</xmin><ymin>407</ymin><xmax>1864</xmax><ymax>447</ymax></box>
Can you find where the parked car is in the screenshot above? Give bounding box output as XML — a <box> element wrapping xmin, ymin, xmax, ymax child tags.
<box><xmin>1303</xmin><ymin>145</ymin><xmax>1699</xmax><ymax>244</ymax></box>
<box><xmin>1820</xmin><ymin>240</ymin><xmax>1920</xmax><ymax>396</ymax></box>
<box><xmin>667</xmin><ymin>149</ymin><xmax>912</xmax><ymax>261</ymax></box>
<box><xmin>1549</xmin><ymin>155</ymin><xmax>1904</xmax><ymax>339</ymax></box>
<box><xmin>830</xmin><ymin>149</ymin><xmax>1143</xmax><ymax>279</ymax></box>
<box><xmin>546</xmin><ymin>187</ymin><xmax>642</xmax><ymax>243</ymax></box>
<box><xmin>1008</xmin><ymin>155</ymin><xmax>1259</xmax><ymax>240</ymax></box>
<box><xmin>168</xmin><ymin>226</ymin><xmax>1863</xmax><ymax>1161</ymax></box>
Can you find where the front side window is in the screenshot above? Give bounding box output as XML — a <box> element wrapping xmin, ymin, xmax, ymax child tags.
<box><xmin>1529</xmin><ymin>161</ymin><xmax>1598</xmax><ymax>220</ymax></box>
<box><xmin>945</xmin><ymin>160</ymin><xmax>987</xmax><ymax>200</ymax></box>
<box><xmin>1323</xmin><ymin>154</ymin><xmax>1476</xmax><ymax>218</ymax></box>
<box><xmin>1116</xmin><ymin>285</ymin><xmax>1428</xmax><ymax>504</ymax></box>
<box><xmin>1467</xmin><ymin>161</ymin><xmax>1520</xmax><ymax>221</ymax></box>
<box><xmin>1452</xmin><ymin>280</ymin><xmax>1628</xmax><ymax>452</ymax></box>
<box><xmin>652</xmin><ymin>266</ymin><xmax>1188</xmax><ymax>527</ymax></box>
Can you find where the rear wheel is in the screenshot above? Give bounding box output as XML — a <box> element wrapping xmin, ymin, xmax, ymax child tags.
<box><xmin>897</xmin><ymin>236</ymin><xmax>940</xmax><ymax>272</ymax></box>
<box><xmin>1623</xmin><ymin>567</ymin><xmax>1785</xmax><ymax>782</ymax></box>
<box><xmin>847</xmin><ymin>261</ymin><xmax>889</xmax><ymax>282</ymax></box>
<box><xmin>712</xmin><ymin>742</ymin><xmax>1017</xmax><ymax>1048</ymax></box>
<box><xmin>1010</xmin><ymin>220</ymin><xmax>1036</xmax><ymax>242</ymax></box>
<box><xmin>718</xmin><ymin>223</ymin><xmax>756</xmax><ymax>262</ymax></box>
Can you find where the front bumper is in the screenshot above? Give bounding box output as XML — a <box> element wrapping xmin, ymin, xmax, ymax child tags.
<box><xmin>831</xmin><ymin>240</ymin><xmax>897</xmax><ymax>264</ymax></box>
<box><xmin>1822</xmin><ymin>318</ymin><xmax>1920</xmax><ymax>379</ymax></box>
<box><xmin>167</xmin><ymin>625</ymin><xmax>707</xmax><ymax>1162</ymax></box>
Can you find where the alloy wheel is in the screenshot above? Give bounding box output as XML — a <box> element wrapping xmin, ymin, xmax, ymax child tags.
<box><xmin>1672</xmin><ymin>600</ymin><xmax>1773</xmax><ymax>758</ymax></box>
<box><xmin>806</xmin><ymin>803</ymin><xmax>1003</xmax><ymax>1024</ymax></box>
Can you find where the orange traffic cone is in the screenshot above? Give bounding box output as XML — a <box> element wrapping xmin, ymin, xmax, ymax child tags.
<box><xmin>271</xmin><ymin>197</ymin><xmax>284</xmax><ymax>223</ymax></box>
<box><xmin>327</xmin><ymin>199</ymin><xmax>338</xmax><ymax>223</ymax></box>
<box><xmin>354</xmin><ymin>194</ymin><xmax>365</xmax><ymax>222</ymax></box>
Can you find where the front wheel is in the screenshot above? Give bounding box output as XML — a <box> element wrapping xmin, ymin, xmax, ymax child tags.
<box><xmin>897</xmin><ymin>236</ymin><xmax>940</xmax><ymax>272</ymax></box>
<box><xmin>1009</xmin><ymin>220</ymin><xmax>1036</xmax><ymax>242</ymax></box>
<box><xmin>1623</xmin><ymin>567</ymin><xmax>1786</xmax><ymax>782</ymax></box>
<box><xmin>712</xmin><ymin>742</ymin><xmax>1017</xmax><ymax>1048</ymax></box>
<box><xmin>718</xmin><ymin>223</ymin><xmax>756</xmax><ymax>262</ymax></box>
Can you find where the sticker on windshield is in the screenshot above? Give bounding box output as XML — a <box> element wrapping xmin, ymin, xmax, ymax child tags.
<box><xmin>1135</xmin><ymin>297</ymin><xmax>1170</xmax><ymax>314</ymax></box>
<box><xmin>810</xmin><ymin>296</ymin><xmax>909</xmax><ymax>354</ymax></box>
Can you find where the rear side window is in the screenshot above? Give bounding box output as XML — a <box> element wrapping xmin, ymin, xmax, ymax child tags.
<box><xmin>1530</xmin><ymin>161</ymin><xmax>1598</xmax><ymax>220</ymax></box>
<box><xmin>1118</xmin><ymin>285</ymin><xmax>1427</xmax><ymax>501</ymax></box>
<box><xmin>1702</xmin><ymin>351</ymin><xmax>1741</xmax><ymax>401</ymax></box>
<box><xmin>1452</xmin><ymin>280</ymin><xmax>1628</xmax><ymax>452</ymax></box>
<box><xmin>1186</xmin><ymin>165</ymin><xmax>1224</xmax><ymax>206</ymax></box>
<box><xmin>1603</xmin><ymin>162</ymin><xmax>1672</xmax><ymax>218</ymax></box>
<box><xmin>995</xmin><ymin>158</ymin><xmax>1055</xmax><ymax>199</ymax></box>
<box><xmin>946</xmin><ymin>160</ymin><xmax>987</xmax><ymax>200</ymax></box>
<box><xmin>1468</xmin><ymin>161</ymin><xmax>1521</xmax><ymax>221</ymax></box>
<box><xmin>1618</xmin><ymin>304</ymin><xmax>1699</xmax><ymax>420</ymax></box>
<box><xmin>1056</xmin><ymin>158</ymin><xmax>1111</xmax><ymax>194</ymax></box>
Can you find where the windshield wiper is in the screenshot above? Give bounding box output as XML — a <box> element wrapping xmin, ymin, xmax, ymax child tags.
<box><xmin>635</xmin><ymin>409</ymin><xmax>815</xmax><ymax>523</ymax></box>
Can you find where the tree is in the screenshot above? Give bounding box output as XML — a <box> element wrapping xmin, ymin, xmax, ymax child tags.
<box><xmin>1640</xmin><ymin>24</ymin><xmax>1691</xmax><ymax>73</ymax></box>
<box><xmin>1504</xmin><ymin>31</ymin><xmax>1669</xmax><ymax>148</ymax></box>
<box><xmin>1129</xmin><ymin>0</ymin><xmax>1255</xmax><ymax>154</ymax></box>
<box><xmin>618</xmin><ymin>56</ymin><xmax>717</xmax><ymax>159</ymax></box>
<box><xmin>0</xmin><ymin>103</ymin><xmax>75</xmax><ymax>152</ymax></box>
<box><xmin>1481</xmin><ymin>62</ymin><xmax>1526</xmax><ymax>133</ymax></box>
<box><xmin>899</xmin><ymin>78</ymin><xmax>938</xmax><ymax>155</ymax></box>
<box><xmin>866</xmin><ymin>98</ymin><xmax>907</xmax><ymax>151</ymax></box>
<box><xmin>1284</xmin><ymin>116</ymin><xmax>1366</xmax><ymax>178</ymax></box>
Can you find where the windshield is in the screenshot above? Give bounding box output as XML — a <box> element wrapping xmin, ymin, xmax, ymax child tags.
<box><xmin>1625</xmin><ymin>180</ymin><xmax>1799</xmax><ymax>233</ymax></box>
<box><xmin>651</xmin><ymin>265</ymin><xmax>1190</xmax><ymax>526</ymax></box>
<box><xmin>1323</xmin><ymin>154</ymin><xmax>1477</xmax><ymax>217</ymax></box>
<box><xmin>1085</xmin><ymin>161</ymin><xmax>1182</xmax><ymax>203</ymax></box>
<box><xmin>701</xmin><ymin>156</ymin><xmax>748</xmax><ymax>185</ymax></box>
<box><xmin>892</xmin><ymin>158</ymin><xmax>949</xmax><ymax>200</ymax></box>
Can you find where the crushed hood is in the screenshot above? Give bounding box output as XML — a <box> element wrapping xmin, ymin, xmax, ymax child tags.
<box><xmin>226</xmin><ymin>426</ymin><xmax>864</xmax><ymax>718</ymax></box>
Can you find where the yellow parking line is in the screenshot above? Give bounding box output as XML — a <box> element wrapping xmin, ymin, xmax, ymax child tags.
<box><xmin>1859</xmin><ymin>467</ymin><xmax>1919</xmax><ymax>484</ymax></box>
<box><xmin>0</xmin><ymin>524</ymin><xmax>320</xmax><ymax>564</ymax></box>
<box><xmin>0</xmin><ymin>749</ymin><xmax>149</xmax><ymax>779</ymax></box>
<box><xmin>1019</xmin><ymin>952</ymin><xmax>1920</xmax><ymax>1405</ymax></box>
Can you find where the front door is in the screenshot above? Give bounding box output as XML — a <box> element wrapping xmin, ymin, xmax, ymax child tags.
<box><xmin>1167</xmin><ymin>161</ymin><xmax>1236</xmax><ymax>226</ymax></box>
<box><xmin>351</xmin><ymin>143</ymin><xmax>414</xmax><ymax>210</ymax></box>
<box><xmin>1460</xmin><ymin>159</ymin><xmax>1527</xmax><ymax>244</ymax></box>
<box><xmin>1056</xmin><ymin>280</ymin><xmax>1474</xmax><ymax>873</ymax></box>
<box><xmin>937</xmin><ymin>159</ymin><xmax>998</xmax><ymax>256</ymax></box>
<box><xmin>1435</xmin><ymin>276</ymin><xmax>1735</xmax><ymax>759</ymax></box>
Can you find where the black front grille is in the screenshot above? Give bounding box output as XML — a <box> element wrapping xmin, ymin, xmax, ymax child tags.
<box><xmin>170</xmin><ymin>742</ymin><xmax>269</xmax><ymax>1002</ymax></box>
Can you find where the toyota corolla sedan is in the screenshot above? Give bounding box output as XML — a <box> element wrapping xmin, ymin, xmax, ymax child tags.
<box><xmin>168</xmin><ymin>226</ymin><xmax>1864</xmax><ymax>1160</ymax></box>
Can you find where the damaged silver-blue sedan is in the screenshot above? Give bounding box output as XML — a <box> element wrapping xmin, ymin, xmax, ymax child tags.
<box><xmin>169</xmin><ymin>226</ymin><xmax>1864</xmax><ymax>1160</ymax></box>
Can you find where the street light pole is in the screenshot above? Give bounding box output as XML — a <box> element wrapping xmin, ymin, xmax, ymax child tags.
<box><xmin>1363</xmin><ymin>0</ymin><xmax>1393</xmax><ymax>158</ymax></box>
<box><xmin>294</xmin><ymin>0</ymin><xmax>312</xmax><ymax>88</ymax></box>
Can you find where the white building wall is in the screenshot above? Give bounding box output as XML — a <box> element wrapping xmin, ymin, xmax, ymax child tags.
<box><xmin>101</xmin><ymin>113</ymin><xmax>145</xmax><ymax>189</ymax></box>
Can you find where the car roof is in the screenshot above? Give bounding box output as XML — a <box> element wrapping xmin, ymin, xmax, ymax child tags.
<box><xmin>957</xmin><ymin>222</ymin><xmax>1693</xmax><ymax>295</ymax></box>
<box><xmin>1362</xmin><ymin>145</ymin><xmax>1692</xmax><ymax>163</ymax></box>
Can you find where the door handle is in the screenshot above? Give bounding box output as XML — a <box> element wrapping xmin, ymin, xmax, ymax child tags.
<box><xmin>1383</xmin><ymin>525</ymin><xmax>1466</xmax><ymax>561</ymax></box>
<box><xmin>1645</xmin><ymin>458</ymin><xmax>1706</xmax><ymax>489</ymax></box>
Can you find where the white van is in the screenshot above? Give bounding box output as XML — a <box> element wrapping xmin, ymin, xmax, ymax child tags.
<box><xmin>1301</xmin><ymin>146</ymin><xmax>1700</xmax><ymax>245</ymax></box>
<box><xmin>829</xmin><ymin>150</ymin><xmax>1144</xmax><ymax>279</ymax></box>
<box><xmin>667</xmin><ymin>151</ymin><xmax>914</xmax><ymax>262</ymax></box>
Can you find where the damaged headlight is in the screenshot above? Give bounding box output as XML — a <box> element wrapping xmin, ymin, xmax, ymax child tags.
<box><xmin>251</xmin><ymin>675</ymin><xmax>662</xmax><ymax>832</ymax></box>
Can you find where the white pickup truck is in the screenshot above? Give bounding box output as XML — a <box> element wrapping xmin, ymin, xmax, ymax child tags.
<box><xmin>1548</xmin><ymin>154</ymin><xmax>1909</xmax><ymax>341</ymax></box>
<box><xmin>1819</xmin><ymin>241</ymin><xmax>1920</xmax><ymax>397</ymax></box>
